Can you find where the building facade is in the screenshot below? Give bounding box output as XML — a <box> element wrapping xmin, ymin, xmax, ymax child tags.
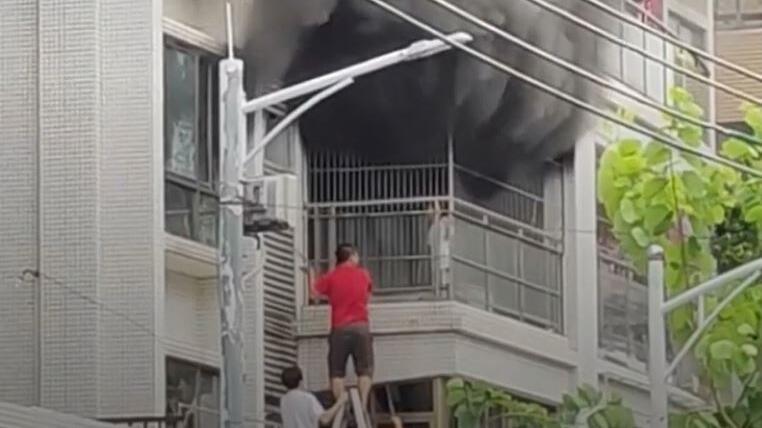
<box><xmin>0</xmin><ymin>0</ymin><xmax>715</xmax><ymax>427</ymax></box>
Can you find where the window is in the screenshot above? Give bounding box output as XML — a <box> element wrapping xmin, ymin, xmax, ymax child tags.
<box><xmin>166</xmin><ymin>358</ymin><xmax>220</xmax><ymax>428</ymax></box>
<box><xmin>595</xmin><ymin>0</ymin><xmax>666</xmax><ymax>100</ymax></box>
<box><xmin>164</xmin><ymin>38</ymin><xmax>220</xmax><ymax>246</ymax></box>
<box><xmin>716</xmin><ymin>0</ymin><xmax>762</xmax><ymax>28</ymax></box>
<box><xmin>668</xmin><ymin>14</ymin><xmax>710</xmax><ymax>143</ymax></box>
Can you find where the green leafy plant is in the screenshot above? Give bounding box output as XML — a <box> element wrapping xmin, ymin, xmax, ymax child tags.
<box><xmin>597</xmin><ymin>87</ymin><xmax>762</xmax><ymax>426</ymax></box>
<box><xmin>446</xmin><ymin>378</ymin><xmax>635</xmax><ymax>428</ymax></box>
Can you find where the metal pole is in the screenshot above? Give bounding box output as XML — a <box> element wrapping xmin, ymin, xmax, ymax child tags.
<box><xmin>218</xmin><ymin>57</ymin><xmax>246</xmax><ymax>428</ymax></box>
<box><xmin>647</xmin><ymin>245</ymin><xmax>668</xmax><ymax>428</ymax></box>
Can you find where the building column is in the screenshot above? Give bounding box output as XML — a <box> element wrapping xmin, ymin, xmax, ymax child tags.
<box><xmin>571</xmin><ymin>133</ymin><xmax>600</xmax><ymax>388</ymax></box>
<box><xmin>37</xmin><ymin>0</ymin><xmax>164</xmax><ymax>417</ymax></box>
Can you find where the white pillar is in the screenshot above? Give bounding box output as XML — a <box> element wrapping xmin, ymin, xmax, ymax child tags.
<box><xmin>572</xmin><ymin>133</ymin><xmax>600</xmax><ymax>387</ymax></box>
<box><xmin>648</xmin><ymin>245</ymin><xmax>668</xmax><ymax>428</ymax></box>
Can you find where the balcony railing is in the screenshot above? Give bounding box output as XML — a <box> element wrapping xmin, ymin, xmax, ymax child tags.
<box><xmin>99</xmin><ymin>416</ymin><xmax>182</xmax><ymax>428</ymax></box>
<box><xmin>306</xmin><ymin>149</ymin><xmax>565</xmax><ymax>332</ymax></box>
<box><xmin>598</xmin><ymin>249</ymin><xmax>649</xmax><ymax>369</ymax></box>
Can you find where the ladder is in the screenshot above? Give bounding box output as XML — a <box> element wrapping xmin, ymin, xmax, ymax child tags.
<box><xmin>332</xmin><ymin>387</ymin><xmax>371</xmax><ymax>428</ymax></box>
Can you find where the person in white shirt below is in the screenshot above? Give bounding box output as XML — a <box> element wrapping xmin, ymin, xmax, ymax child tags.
<box><xmin>280</xmin><ymin>365</ymin><xmax>347</xmax><ymax>428</ymax></box>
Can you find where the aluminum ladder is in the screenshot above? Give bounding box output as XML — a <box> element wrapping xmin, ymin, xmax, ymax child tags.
<box><xmin>332</xmin><ymin>387</ymin><xmax>371</xmax><ymax>428</ymax></box>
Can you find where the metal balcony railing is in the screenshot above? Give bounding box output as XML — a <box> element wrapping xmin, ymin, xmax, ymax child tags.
<box><xmin>598</xmin><ymin>248</ymin><xmax>649</xmax><ymax>369</ymax></box>
<box><xmin>305</xmin><ymin>149</ymin><xmax>565</xmax><ymax>332</ymax></box>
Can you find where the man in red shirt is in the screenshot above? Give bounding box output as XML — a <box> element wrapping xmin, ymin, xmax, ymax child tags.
<box><xmin>310</xmin><ymin>243</ymin><xmax>374</xmax><ymax>408</ymax></box>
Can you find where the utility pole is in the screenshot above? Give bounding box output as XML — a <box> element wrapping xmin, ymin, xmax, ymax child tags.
<box><xmin>218</xmin><ymin>53</ymin><xmax>246</xmax><ymax>427</ymax></box>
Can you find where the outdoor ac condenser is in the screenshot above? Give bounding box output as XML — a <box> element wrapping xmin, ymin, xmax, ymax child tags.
<box><xmin>242</xmin><ymin>174</ymin><xmax>299</xmax><ymax>234</ymax></box>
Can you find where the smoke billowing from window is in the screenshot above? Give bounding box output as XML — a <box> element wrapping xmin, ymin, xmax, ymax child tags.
<box><xmin>243</xmin><ymin>0</ymin><xmax>611</xmax><ymax>189</ymax></box>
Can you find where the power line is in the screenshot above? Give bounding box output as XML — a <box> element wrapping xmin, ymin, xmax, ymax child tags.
<box><xmin>582</xmin><ymin>0</ymin><xmax>762</xmax><ymax>85</ymax></box>
<box><xmin>511</xmin><ymin>0</ymin><xmax>762</xmax><ymax>110</ymax></box>
<box><xmin>422</xmin><ymin>0</ymin><xmax>762</xmax><ymax>149</ymax></box>
<box><xmin>361</xmin><ymin>0</ymin><xmax>762</xmax><ymax>180</ymax></box>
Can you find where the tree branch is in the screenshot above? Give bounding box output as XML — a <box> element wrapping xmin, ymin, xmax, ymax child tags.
<box><xmin>713</xmin><ymin>384</ymin><xmax>740</xmax><ymax>428</ymax></box>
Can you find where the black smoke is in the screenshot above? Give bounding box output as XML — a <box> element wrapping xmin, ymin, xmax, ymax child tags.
<box><xmin>242</xmin><ymin>0</ymin><xmax>610</xmax><ymax>192</ymax></box>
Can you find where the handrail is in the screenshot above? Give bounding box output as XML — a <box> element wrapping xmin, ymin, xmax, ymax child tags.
<box><xmin>451</xmin><ymin>255</ymin><xmax>561</xmax><ymax>297</ymax></box>
<box><xmin>453</xmin><ymin>164</ymin><xmax>546</xmax><ymax>203</ymax></box>
<box><xmin>662</xmin><ymin>256</ymin><xmax>762</xmax><ymax>314</ymax></box>
<box><xmin>454</xmin><ymin>200</ymin><xmax>563</xmax><ymax>251</ymax></box>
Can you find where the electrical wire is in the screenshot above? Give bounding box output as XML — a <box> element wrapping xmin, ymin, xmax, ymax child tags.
<box><xmin>581</xmin><ymin>0</ymin><xmax>762</xmax><ymax>85</ymax></box>
<box><xmin>497</xmin><ymin>0</ymin><xmax>762</xmax><ymax>110</ymax></box>
<box><xmin>421</xmin><ymin>0</ymin><xmax>762</xmax><ymax>148</ymax></box>
<box><xmin>622</xmin><ymin>0</ymin><xmax>708</xmax><ymax>75</ymax></box>
<box><xmin>361</xmin><ymin>0</ymin><xmax>762</xmax><ymax>179</ymax></box>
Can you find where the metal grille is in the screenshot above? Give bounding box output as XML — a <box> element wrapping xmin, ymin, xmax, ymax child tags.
<box><xmin>306</xmin><ymin>149</ymin><xmax>565</xmax><ymax>326</ymax></box>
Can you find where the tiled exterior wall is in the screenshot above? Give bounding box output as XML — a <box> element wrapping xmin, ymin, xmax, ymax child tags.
<box><xmin>1</xmin><ymin>0</ymin><xmax>163</xmax><ymax>417</ymax></box>
<box><xmin>165</xmin><ymin>273</ymin><xmax>221</xmax><ymax>367</ymax></box>
<box><xmin>0</xmin><ymin>0</ymin><xmax>39</xmax><ymax>407</ymax></box>
<box><xmin>38</xmin><ymin>0</ymin><xmax>101</xmax><ymax>415</ymax></box>
<box><xmin>96</xmin><ymin>0</ymin><xmax>163</xmax><ymax>416</ymax></box>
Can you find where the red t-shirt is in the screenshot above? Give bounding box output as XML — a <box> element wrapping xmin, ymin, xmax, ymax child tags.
<box><xmin>315</xmin><ymin>263</ymin><xmax>372</xmax><ymax>328</ymax></box>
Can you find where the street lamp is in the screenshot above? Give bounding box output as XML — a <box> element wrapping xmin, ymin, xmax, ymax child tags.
<box><xmin>216</xmin><ymin>4</ymin><xmax>473</xmax><ymax>426</ymax></box>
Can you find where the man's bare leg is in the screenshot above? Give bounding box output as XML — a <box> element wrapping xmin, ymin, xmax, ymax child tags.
<box><xmin>331</xmin><ymin>377</ymin><xmax>346</xmax><ymax>402</ymax></box>
<box><xmin>358</xmin><ymin>375</ymin><xmax>373</xmax><ymax>408</ymax></box>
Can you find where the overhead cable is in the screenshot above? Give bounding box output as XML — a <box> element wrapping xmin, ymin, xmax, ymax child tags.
<box><xmin>516</xmin><ymin>0</ymin><xmax>762</xmax><ymax>108</ymax></box>
<box><xmin>581</xmin><ymin>0</ymin><xmax>762</xmax><ymax>85</ymax></box>
<box><xmin>423</xmin><ymin>0</ymin><xmax>762</xmax><ymax>147</ymax></box>
<box><xmin>362</xmin><ymin>0</ymin><xmax>762</xmax><ymax>179</ymax></box>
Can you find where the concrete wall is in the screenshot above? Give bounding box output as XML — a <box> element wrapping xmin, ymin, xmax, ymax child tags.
<box><xmin>0</xmin><ymin>0</ymin><xmax>40</xmax><ymax>408</ymax></box>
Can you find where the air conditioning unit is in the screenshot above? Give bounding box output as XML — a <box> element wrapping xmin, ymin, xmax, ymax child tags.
<box><xmin>242</xmin><ymin>174</ymin><xmax>298</xmax><ymax>234</ymax></box>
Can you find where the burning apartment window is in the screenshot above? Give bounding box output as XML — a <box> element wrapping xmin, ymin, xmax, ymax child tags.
<box><xmin>164</xmin><ymin>38</ymin><xmax>220</xmax><ymax>246</ymax></box>
<box><xmin>166</xmin><ymin>358</ymin><xmax>220</xmax><ymax>428</ymax></box>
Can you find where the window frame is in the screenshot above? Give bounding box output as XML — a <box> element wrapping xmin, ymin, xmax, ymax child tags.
<box><xmin>163</xmin><ymin>36</ymin><xmax>221</xmax><ymax>247</ymax></box>
<box><xmin>715</xmin><ymin>0</ymin><xmax>762</xmax><ymax>29</ymax></box>
<box><xmin>166</xmin><ymin>357</ymin><xmax>221</xmax><ymax>428</ymax></box>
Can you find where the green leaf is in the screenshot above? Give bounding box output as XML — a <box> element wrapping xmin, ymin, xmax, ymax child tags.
<box><xmin>744</xmin><ymin>104</ymin><xmax>762</xmax><ymax>133</ymax></box>
<box><xmin>710</xmin><ymin>340</ymin><xmax>737</xmax><ymax>360</ymax></box>
<box><xmin>679</xmin><ymin>124</ymin><xmax>703</xmax><ymax>146</ymax></box>
<box><xmin>738</xmin><ymin>324</ymin><xmax>756</xmax><ymax>337</ymax></box>
<box><xmin>709</xmin><ymin>204</ymin><xmax>726</xmax><ymax>224</ymax></box>
<box><xmin>745</xmin><ymin>205</ymin><xmax>762</xmax><ymax>223</ymax></box>
<box><xmin>620</xmin><ymin>198</ymin><xmax>639</xmax><ymax>224</ymax></box>
<box><xmin>616</xmin><ymin>155</ymin><xmax>647</xmax><ymax>175</ymax></box>
<box><xmin>644</xmin><ymin>205</ymin><xmax>671</xmax><ymax>233</ymax></box>
<box><xmin>721</xmin><ymin>138</ymin><xmax>757</xmax><ymax>160</ymax></box>
<box><xmin>644</xmin><ymin>142</ymin><xmax>671</xmax><ymax>166</ymax></box>
<box><xmin>631</xmin><ymin>227</ymin><xmax>649</xmax><ymax>247</ymax></box>
<box><xmin>643</xmin><ymin>177</ymin><xmax>668</xmax><ymax>199</ymax></box>
<box><xmin>682</xmin><ymin>171</ymin><xmax>706</xmax><ymax>197</ymax></box>
<box><xmin>742</xmin><ymin>344</ymin><xmax>759</xmax><ymax>357</ymax></box>
<box><xmin>617</xmin><ymin>139</ymin><xmax>642</xmax><ymax>156</ymax></box>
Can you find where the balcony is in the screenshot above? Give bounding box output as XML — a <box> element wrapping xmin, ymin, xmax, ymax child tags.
<box><xmin>598</xmin><ymin>247</ymin><xmax>648</xmax><ymax>371</ymax></box>
<box><xmin>305</xmin><ymin>149</ymin><xmax>565</xmax><ymax>333</ymax></box>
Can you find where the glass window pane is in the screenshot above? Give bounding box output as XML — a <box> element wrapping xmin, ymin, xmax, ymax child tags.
<box><xmin>197</xmin><ymin>194</ymin><xmax>218</xmax><ymax>246</ymax></box>
<box><xmin>166</xmin><ymin>181</ymin><xmax>193</xmax><ymax>240</ymax></box>
<box><xmin>167</xmin><ymin>360</ymin><xmax>198</xmax><ymax>413</ymax></box>
<box><xmin>198</xmin><ymin>60</ymin><xmax>210</xmax><ymax>183</ymax></box>
<box><xmin>165</xmin><ymin>46</ymin><xmax>199</xmax><ymax>179</ymax></box>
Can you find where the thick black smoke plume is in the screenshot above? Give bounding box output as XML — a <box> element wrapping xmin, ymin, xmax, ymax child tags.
<box><xmin>243</xmin><ymin>0</ymin><xmax>610</xmax><ymax>192</ymax></box>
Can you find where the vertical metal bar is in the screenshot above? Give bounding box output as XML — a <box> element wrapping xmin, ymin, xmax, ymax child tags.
<box><xmin>218</xmin><ymin>58</ymin><xmax>246</xmax><ymax>428</ymax></box>
<box><xmin>446</xmin><ymin>135</ymin><xmax>456</xmax><ymax>300</ymax></box>
<box><xmin>648</xmin><ymin>245</ymin><xmax>668</xmax><ymax>428</ymax></box>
